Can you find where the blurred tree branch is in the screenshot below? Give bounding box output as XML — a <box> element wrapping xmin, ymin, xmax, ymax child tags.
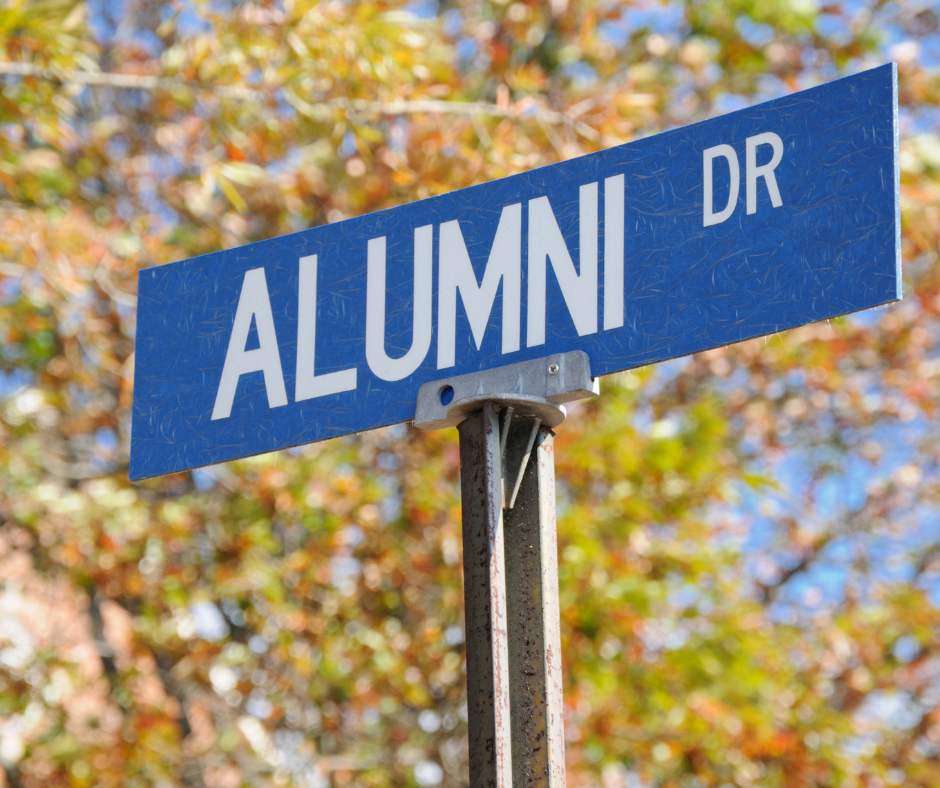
<box><xmin>0</xmin><ymin>62</ymin><xmax>610</xmax><ymax>143</ymax></box>
<box><xmin>756</xmin><ymin>502</ymin><xmax>876</xmax><ymax>604</ymax></box>
<box><xmin>88</xmin><ymin>592</ymin><xmax>123</xmax><ymax>696</ymax></box>
<box><xmin>0</xmin><ymin>61</ymin><xmax>261</xmax><ymax>100</ymax></box>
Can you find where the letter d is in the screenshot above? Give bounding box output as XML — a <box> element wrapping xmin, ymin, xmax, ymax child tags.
<box><xmin>703</xmin><ymin>144</ymin><xmax>740</xmax><ymax>227</ymax></box>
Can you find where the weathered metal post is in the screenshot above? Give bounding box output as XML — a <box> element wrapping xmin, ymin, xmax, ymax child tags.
<box><xmin>458</xmin><ymin>402</ymin><xmax>513</xmax><ymax>788</ymax></box>
<box><xmin>416</xmin><ymin>352</ymin><xmax>597</xmax><ymax>788</ymax></box>
<box><xmin>504</xmin><ymin>424</ymin><xmax>566</xmax><ymax>788</ymax></box>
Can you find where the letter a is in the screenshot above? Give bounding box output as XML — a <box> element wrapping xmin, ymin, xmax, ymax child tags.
<box><xmin>211</xmin><ymin>267</ymin><xmax>288</xmax><ymax>420</ymax></box>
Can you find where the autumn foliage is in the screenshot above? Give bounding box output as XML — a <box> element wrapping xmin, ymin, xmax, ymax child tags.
<box><xmin>1</xmin><ymin>1</ymin><xmax>940</xmax><ymax>787</ymax></box>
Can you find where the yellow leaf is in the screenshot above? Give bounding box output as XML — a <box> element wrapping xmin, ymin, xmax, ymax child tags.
<box><xmin>217</xmin><ymin>174</ymin><xmax>247</xmax><ymax>214</ymax></box>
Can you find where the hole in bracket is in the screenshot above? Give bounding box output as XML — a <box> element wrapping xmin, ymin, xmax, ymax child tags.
<box><xmin>439</xmin><ymin>385</ymin><xmax>455</xmax><ymax>406</ymax></box>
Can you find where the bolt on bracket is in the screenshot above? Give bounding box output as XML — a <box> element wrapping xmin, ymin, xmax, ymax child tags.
<box><xmin>413</xmin><ymin>350</ymin><xmax>599</xmax><ymax>432</ymax></box>
<box><xmin>415</xmin><ymin>351</ymin><xmax>599</xmax><ymax>509</ymax></box>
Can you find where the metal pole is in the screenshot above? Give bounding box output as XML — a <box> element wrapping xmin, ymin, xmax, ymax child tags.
<box><xmin>458</xmin><ymin>405</ymin><xmax>566</xmax><ymax>788</ymax></box>
<box><xmin>504</xmin><ymin>424</ymin><xmax>566</xmax><ymax>788</ymax></box>
<box><xmin>458</xmin><ymin>402</ymin><xmax>513</xmax><ymax>788</ymax></box>
<box><xmin>420</xmin><ymin>352</ymin><xmax>593</xmax><ymax>788</ymax></box>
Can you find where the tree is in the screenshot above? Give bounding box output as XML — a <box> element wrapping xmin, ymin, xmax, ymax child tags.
<box><xmin>0</xmin><ymin>1</ymin><xmax>939</xmax><ymax>786</ymax></box>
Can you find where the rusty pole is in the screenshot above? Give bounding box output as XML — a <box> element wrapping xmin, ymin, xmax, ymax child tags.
<box><xmin>504</xmin><ymin>424</ymin><xmax>566</xmax><ymax>788</ymax></box>
<box><xmin>417</xmin><ymin>352</ymin><xmax>594</xmax><ymax>788</ymax></box>
<box><xmin>458</xmin><ymin>404</ymin><xmax>566</xmax><ymax>788</ymax></box>
<box><xmin>459</xmin><ymin>402</ymin><xmax>513</xmax><ymax>788</ymax></box>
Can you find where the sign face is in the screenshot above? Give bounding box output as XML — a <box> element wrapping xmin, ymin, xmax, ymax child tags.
<box><xmin>131</xmin><ymin>65</ymin><xmax>900</xmax><ymax>480</ymax></box>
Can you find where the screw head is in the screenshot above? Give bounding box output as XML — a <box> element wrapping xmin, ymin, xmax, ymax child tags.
<box><xmin>548</xmin><ymin>363</ymin><xmax>560</xmax><ymax>376</ymax></box>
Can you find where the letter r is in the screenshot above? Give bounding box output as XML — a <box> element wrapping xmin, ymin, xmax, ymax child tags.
<box><xmin>746</xmin><ymin>132</ymin><xmax>784</xmax><ymax>215</ymax></box>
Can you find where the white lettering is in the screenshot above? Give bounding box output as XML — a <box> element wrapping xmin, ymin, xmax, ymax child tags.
<box><xmin>527</xmin><ymin>184</ymin><xmax>598</xmax><ymax>347</ymax></box>
<box><xmin>211</xmin><ymin>267</ymin><xmax>288</xmax><ymax>420</ymax></box>
<box><xmin>604</xmin><ymin>174</ymin><xmax>625</xmax><ymax>331</ymax></box>
<box><xmin>746</xmin><ymin>131</ymin><xmax>784</xmax><ymax>215</ymax></box>
<box><xmin>703</xmin><ymin>144</ymin><xmax>740</xmax><ymax>227</ymax></box>
<box><xmin>437</xmin><ymin>204</ymin><xmax>521</xmax><ymax>370</ymax></box>
<box><xmin>295</xmin><ymin>255</ymin><xmax>357</xmax><ymax>401</ymax></box>
<box><xmin>365</xmin><ymin>227</ymin><xmax>433</xmax><ymax>381</ymax></box>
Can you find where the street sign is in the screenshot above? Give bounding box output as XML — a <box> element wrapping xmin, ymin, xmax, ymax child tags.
<box><xmin>130</xmin><ymin>64</ymin><xmax>899</xmax><ymax>480</ymax></box>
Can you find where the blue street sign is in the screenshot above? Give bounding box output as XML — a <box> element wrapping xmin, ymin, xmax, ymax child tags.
<box><xmin>130</xmin><ymin>64</ymin><xmax>900</xmax><ymax>480</ymax></box>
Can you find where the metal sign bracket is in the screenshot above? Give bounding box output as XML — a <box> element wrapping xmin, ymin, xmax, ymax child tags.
<box><xmin>415</xmin><ymin>349</ymin><xmax>599</xmax><ymax>432</ymax></box>
<box><xmin>415</xmin><ymin>350</ymin><xmax>598</xmax><ymax>509</ymax></box>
